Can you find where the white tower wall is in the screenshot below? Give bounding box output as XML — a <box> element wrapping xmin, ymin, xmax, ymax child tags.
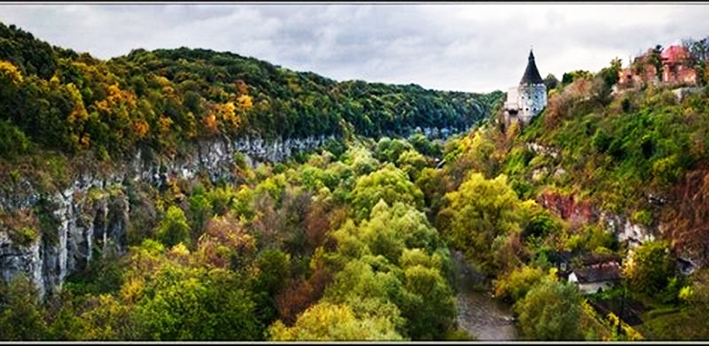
<box><xmin>518</xmin><ymin>83</ymin><xmax>547</xmax><ymax>123</ymax></box>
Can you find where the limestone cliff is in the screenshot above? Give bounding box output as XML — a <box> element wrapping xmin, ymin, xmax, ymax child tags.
<box><xmin>0</xmin><ymin>128</ymin><xmax>465</xmax><ymax>298</ymax></box>
<box><xmin>0</xmin><ymin>134</ymin><xmax>336</xmax><ymax>298</ymax></box>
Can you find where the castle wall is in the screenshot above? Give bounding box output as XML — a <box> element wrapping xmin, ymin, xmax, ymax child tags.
<box><xmin>518</xmin><ymin>83</ymin><xmax>547</xmax><ymax>123</ymax></box>
<box><xmin>505</xmin><ymin>87</ymin><xmax>519</xmax><ymax>110</ymax></box>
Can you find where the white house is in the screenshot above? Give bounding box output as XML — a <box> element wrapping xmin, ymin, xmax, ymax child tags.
<box><xmin>568</xmin><ymin>261</ymin><xmax>621</xmax><ymax>295</ymax></box>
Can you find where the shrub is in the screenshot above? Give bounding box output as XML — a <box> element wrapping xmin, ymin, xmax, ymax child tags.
<box><xmin>156</xmin><ymin>206</ymin><xmax>191</xmax><ymax>248</ymax></box>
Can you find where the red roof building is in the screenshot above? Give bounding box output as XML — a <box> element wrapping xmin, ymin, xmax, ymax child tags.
<box><xmin>617</xmin><ymin>45</ymin><xmax>698</xmax><ymax>89</ymax></box>
<box><xmin>661</xmin><ymin>45</ymin><xmax>697</xmax><ymax>85</ymax></box>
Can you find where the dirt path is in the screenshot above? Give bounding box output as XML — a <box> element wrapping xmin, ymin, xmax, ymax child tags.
<box><xmin>451</xmin><ymin>250</ymin><xmax>519</xmax><ymax>341</ymax></box>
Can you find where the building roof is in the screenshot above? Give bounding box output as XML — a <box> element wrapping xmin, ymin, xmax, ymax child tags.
<box><xmin>661</xmin><ymin>45</ymin><xmax>688</xmax><ymax>64</ymax></box>
<box><xmin>573</xmin><ymin>261</ymin><xmax>621</xmax><ymax>284</ymax></box>
<box><xmin>520</xmin><ymin>50</ymin><xmax>544</xmax><ymax>85</ymax></box>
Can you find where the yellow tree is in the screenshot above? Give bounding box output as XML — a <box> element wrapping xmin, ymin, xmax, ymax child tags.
<box><xmin>442</xmin><ymin>173</ymin><xmax>522</xmax><ymax>273</ymax></box>
<box><xmin>268</xmin><ymin>302</ymin><xmax>404</xmax><ymax>341</ymax></box>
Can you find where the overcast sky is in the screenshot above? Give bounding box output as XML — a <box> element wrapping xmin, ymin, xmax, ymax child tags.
<box><xmin>0</xmin><ymin>2</ymin><xmax>707</xmax><ymax>93</ymax></box>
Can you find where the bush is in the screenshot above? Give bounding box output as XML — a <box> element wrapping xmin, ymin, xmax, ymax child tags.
<box><xmin>0</xmin><ymin>119</ymin><xmax>31</xmax><ymax>159</ymax></box>
<box><xmin>156</xmin><ymin>206</ymin><xmax>191</xmax><ymax>248</ymax></box>
<box><xmin>494</xmin><ymin>265</ymin><xmax>546</xmax><ymax>303</ymax></box>
<box><xmin>624</xmin><ymin>240</ymin><xmax>676</xmax><ymax>298</ymax></box>
<box><xmin>515</xmin><ymin>280</ymin><xmax>584</xmax><ymax>340</ymax></box>
<box><xmin>0</xmin><ymin>274</ymin><xmax>47</xmax><ymax>340</ymax></box>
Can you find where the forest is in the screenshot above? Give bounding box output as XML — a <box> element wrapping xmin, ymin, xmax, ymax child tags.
<box><xmin>2</xmin><ymin>21</ymin><xmax>709</xmax><ymax>341</ymax></box>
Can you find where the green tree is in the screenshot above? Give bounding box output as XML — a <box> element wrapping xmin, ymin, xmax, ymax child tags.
<box><xmin>46</xmin><ymin>292</ymin><xmax>87</xmax><ymax>341</ymax></box>
<box><xmin>187</xmin><ymin>191</ymin><xmax>212</xmax><ymax>242</ymax></box>
<box><xmin>543</xmin><ymin>73</ymin><xmax>559</xmax><ymax>91</ymax></box>
<box><xmin>397</xmin><ymin>149</ymin><xmax>428</xmax><ymax>181</ymax></box>
<box><xmin>252</xmin><ymin>249</ymin><xmax>291</xmax><ymax>326</ymax></box>
<box><xmin>79</xmin><ymin>294</ymin><xmax>136</xmax><ymax>340</ymax></box>
<box><xmin>322</xmin><ymin>257</ymin><xmax>405</xmax><ymax>324</ymax></box>
<box><xmin>156</xmin><ymin>206</ymin><xmax>191</xmax><ymax>248</ymax></box>
<box><xmin>442</xmin><ymin>173</ymin><xmax>522</xmax><ymax>273</ymax></box>
<box><xmin>561</xmin><ymin>70</ymin><xmax>593</xmax><ymax>85</ymax></box>
<box><xmin>624</xmin><ymin>240</ymin><xmax>676</xmax><ymax>297</ymax></box>
<box><xmin>494</xmin><ymin>265</ymin><xmax>546</xmax><ymax>303</ymax></box>
<box><xmin>514</xmin><ymin>279</ymin><xmax>584</xmax><ymax>340</ymax></box>
<box><xmin>133</xmin><ymin>266</ymin><xmax>262</xmax><ymax>340</ymax></box>
<box><xmin>399</xmin><ymin>263</ymin><xmax>456</xmax><ymax>340</ymax></box>
<box><xmin>0</xmin><ymin>275</ymin><xmax>47</xmax><ymax>340</ymax></box>
<box><xmin>598</xmin><ymin>57</ymin><xmax>623</xmax><ymax>89</ymax></box>
<box><xmin>268</xmin><ymin>302</ymin><xmax>404</xmax><ymax>341</ymax></box>
<box><xmin>350</xmin><ymin>164</ymin><xmax>424</xmax><ymax>222</ymax></box>
<box><xmin>647</xmin><ymin>45</ymin><xmax>664</xmax><ymax>78</ymax></box>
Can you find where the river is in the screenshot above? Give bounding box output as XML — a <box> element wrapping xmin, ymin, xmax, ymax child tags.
<box><xmin>451</xmin><ymin>250</ymin><xmax>519</xmax><ymax>341</ymax></box>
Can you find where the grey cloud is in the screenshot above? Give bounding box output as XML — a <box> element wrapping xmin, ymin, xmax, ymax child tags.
<box><xmin>0</xmin><ymin>4</ymin><xmax>707</xmax><ymax>93</ymax></box>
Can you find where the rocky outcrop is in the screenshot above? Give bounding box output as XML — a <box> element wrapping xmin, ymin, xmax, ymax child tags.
<box><xmin>527</xmin><ymin>142</ymin><xmax>559</xmax><ymax>158</ymax></box>
<box><xmin>0</xmin><ymin>231</ymin><xmax>43</xmax><ymax>296</ymax></box>
<box><xmin>0</xmin><ymin>134</ymin><xmax>338</xmax><ymax>299</ymax></box>
<box><xmin>538</xmin><ymin>191</ymin><xmax>655</xmax><ymax>249</ymax></box>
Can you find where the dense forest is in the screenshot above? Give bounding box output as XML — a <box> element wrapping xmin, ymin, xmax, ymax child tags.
<box><xmin>2</xmin><ymin>21</ymin><xmax>709</xmax><ymax>341</ymax></box>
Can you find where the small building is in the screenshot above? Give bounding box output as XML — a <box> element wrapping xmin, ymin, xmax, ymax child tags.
<box><xmin>661</xmin><ymin>45</ymin><xmax>698</xmax><ymax>85</ymax></box>
<box><xmin>568</xmin><ymin>261</ymin><xmax>621</xmax><ymax>295</ymax></box>
<box><xmin>617</xmin><ymin>45</ymin><xmax>698</xmax><ymax>89</ymax></box>
<box><xmin>504</xmin><ymin>49</ymin><xmax>547</xmax><ymax>124</ymax></box>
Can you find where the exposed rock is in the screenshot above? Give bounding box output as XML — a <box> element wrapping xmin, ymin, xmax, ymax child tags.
<box><xmin>672</xmin><ymin>86</ymin><xmax>705</xmax><ymax>102</ymax></box>
<box><xmin>527</xmin><ymin>142</ymin><xmax>559</xmax><ymax>158</ymax></box>
<box><xmin>532</xmin><ymin>168</ymin><xmax>548</xmax><ymax>182</ymax></box>
<box><xmin>599</xmin><ymin>212</ymin><xmax>655</xmax><ymax>249</ymax></box>
<box><xmin>538</xmin><ymin>191</ymin><xmax>655</xmax><ymax>249</ymax></box>
<box><xmin>0</xmin><ymin>126</ymin><xmax>477</xmax><ymax>298</ymax></box>
<box><xmin>0</xmin><ymin>231</ymin><xmax>44</xmax><ymax>298</ymax></box>
<box><xmin>0</xmin><ymin>134</ymin><xmax>337</xmax><ymax>298</ymax></box>
<box><xmin>553</xmin><ymin>168</ymin><xmax>567</xmax><ymax>180</ymax></box>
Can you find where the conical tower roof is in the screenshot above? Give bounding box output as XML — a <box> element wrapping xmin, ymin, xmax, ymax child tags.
<box><xmin>520</xmin><ymin>50</ymin><xmax>544</xmax><ymax>85</ymax></box>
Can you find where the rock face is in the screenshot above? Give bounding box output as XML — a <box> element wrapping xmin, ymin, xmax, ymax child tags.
<box><xmin>0</xmin><ymin>231</ymin><xmax>43</xmax><ymax>296</ymax></box>
<box><xmin>538</xmin><ymin>191</ymin><xmax>655</xmax><ymax>249</ymax></box>
<box><xmin>0</xmin><ymin>134</ymin><xmax>338</xmax><ymax>299</ymax></box>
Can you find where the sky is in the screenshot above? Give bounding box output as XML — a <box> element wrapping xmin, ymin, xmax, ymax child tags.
<box><xmin>0</xmin><ymin>2</ymin><xmax>707</xmax><ymax>93</ymax></box>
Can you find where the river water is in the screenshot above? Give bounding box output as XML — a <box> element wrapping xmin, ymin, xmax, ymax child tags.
<box><xmin>451</xmin><ymin>250</ymin><xmax>519</xmax><ymax>341</ymax></box>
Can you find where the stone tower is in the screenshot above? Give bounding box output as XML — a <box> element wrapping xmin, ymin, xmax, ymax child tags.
<box><xmin>504</xmin><ymin>50</ymin><xmax>547</xmax><ymax>124</ymax></box>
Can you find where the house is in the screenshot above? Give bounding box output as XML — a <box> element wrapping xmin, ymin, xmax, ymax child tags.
<box><xmin>504</xmin><ymin>49</ymin><xmax>547</xmax><ymax>124</ymax></box>
<box><xmin>617</xmin><ymin>45</ymin><xmax>698</xmax><ymax>89</ymax></box>
<box><xmin>661</xmin><ymin>45</ymin><xmax>698</xmax><ymax>85</ymax></box>
<box><xmin>549</xmin><ymin>250</ymin><xmax>573</xmax><ymax>280</ymax></box>
<box><xmin>568</xmin><ymin>260</ymin><xmax>621</xmax><ymax>294</ymax></box>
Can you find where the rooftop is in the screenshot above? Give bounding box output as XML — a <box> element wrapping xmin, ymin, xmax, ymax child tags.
<box><xmin>520</xmin><ymin>50</ymin><xmax>544</xmax><ymax>85</ymax></box>
<box><xmin>661</xmin><ymin>45</ymin><xmax>689</xmax><ymax>64</ymax></box>
<box><xmin>573</xmin><ymin>261</ymin><xmax>621</xmax><ymax>284</ymax></box>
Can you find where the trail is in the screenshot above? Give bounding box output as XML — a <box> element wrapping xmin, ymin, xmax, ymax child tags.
<box><xmin>451</xmin><ymin>250</ymin><xmax>519</xmax><ymax>341</ymax></box>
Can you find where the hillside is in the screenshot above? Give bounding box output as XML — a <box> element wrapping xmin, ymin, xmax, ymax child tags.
<box><xmin>430</xmin><ymin>52</ymin><xmax>709</xmax><ymax>340</ymax></box>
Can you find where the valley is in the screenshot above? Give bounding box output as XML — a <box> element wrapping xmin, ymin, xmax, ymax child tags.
<box><xmin>0</xmin><ymin>20</ymin><xmax>709</xmax><ymax>341</ymax></box>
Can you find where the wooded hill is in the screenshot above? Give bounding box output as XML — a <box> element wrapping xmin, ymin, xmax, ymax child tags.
<box><xmin>0</xmin><ymin>22</ymin><xmax>503</xmax><ymax>164</ymax></box>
